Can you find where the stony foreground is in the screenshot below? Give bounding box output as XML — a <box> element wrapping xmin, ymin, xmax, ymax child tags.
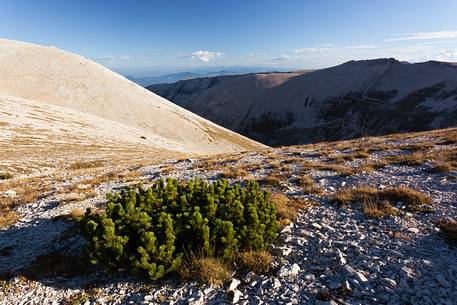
<box><xmin>1</xmin><ymin>130</ymin><xmax>456</xmax><ymax>305</ymax></box>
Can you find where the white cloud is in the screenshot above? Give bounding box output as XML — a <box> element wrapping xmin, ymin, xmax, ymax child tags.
<box><xmin>411</xmin><ymin>49</ymin><xmax>457</xmax><ymax>62</ymax></box>
<box><xmin>190</xmin><ymin>50</ymin><xmax>222</xmax><ymax>62</ymax></box>
<box><xmin>293</xmin><ymin>44</ymin><xmax>379</xmax><ymax>54</ymax></box>
<box><xmin>247</xmin><ymin>52</ymin><xmax>267</xmax><ymax>57</ymax></box>
<box><xmin>385</xmin><ymin>30</ymin><xmax>457</xmax><ymax>41</ymax></box>
<box><xmin>342</xmin><ymin>44</ymin><xmax>379</xmax><ymax>50</ymax></box>
<box><xmin>272</xmin><ymin>54</ymin><xmax>291</xmax><ymax>61</ymax></box>
<box><xmin>293</xmin><ymin>47</ymin><xmax>329</xmax><ymax>54</ymax></box>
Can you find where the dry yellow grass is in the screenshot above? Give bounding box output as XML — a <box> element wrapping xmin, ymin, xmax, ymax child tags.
<box><xmin>268</xmin><ymin>160</ymin><xmax>282</xmax><ymax>170</ymax></box>
<box><xmin>0</xmin><ymin>176</ymin><xmax>52</xmax><ymax>227</ymax></box>
<box><xmin>59</xmin><ymin>189</ymin><xmax>97</xmax><ymax>205</ymax></box>
<box><xmin>439</xmin><ymin>133</ymin><xmax>457</xmax><ymax>145</ymax></box>
<box><xmin>220</xmin><ymin>167</ymin><xmax>249</xmax><ymax>179</ymax></box>
<box><xmin>55</xmin><ymin>208</ymin><xmax>86</xmax><ymax>221</ymax></box>
<box><xmin>352</xmin><ymin>161</ymin><xmax>387</xmax><ymax>174</ymax></box>
<box><xmin>17</xmin><ymin>186</ymin><xmax>39</xmax><ymax>205</ymax></box>
<box><xmin>362</xmin><ymin>201</ymin><xmax>398</xmax><ymax>218</ymax></box>
<box><xmin>353</xmin><ymin>149</ymin><xmax>371</xmax><ymax>159</ymax></box>
<box><xmin>380</xmin><ymin>186</ymin><xmax>432</xmax><ymax>207</ymax></box>
<box><xmin>438</xmin><ymin>218</ymin><xmax>457</xmax><ymax>246</ymax></box>
<box><xmin>385</xmin><ymin>152</ymin><xmax>428</xmax><ymax>166</ymax></box>
<box><xmin>244</xmin><ymin>162</ymin><xmax>263</xmax><ymax>172</ymax></box>
<box><xmin>160</xmin><ymin>164</ymin><xmax>175</xmax><ymax>174</ymax></box>
<box><xmin>327</xmin><ymin>149</ymin><xmax>370</xmax><ymax>162</ymax></box>
<box><xmin>429</xmin><ymin>162</ymin><xmax>454</xmax><ymax>173</ymax></box>
<box><xmin>271</xmin><ymin>193</ymin><xmax>311</xmax><ymax>225</ymax></box>
<box><xmin>428</xmin><ymin>150</ymin><xmax>457</xmax><ymax>172</ymax></box>
<box><xmin>236</xmin><ymin>250</ymin><xmax>272</xmax><ymax>273</ymax></box>
<box><xmin>398</xmin><ymin>143</ymin><xmax>434</xmax><ymax>152</ymax></box>
<box><xmin>68</xmin><ymin>160</ymin><xmax>105</xmax><ymax>170</ymax></box>
<box><xmin>298</xmin><ymin>175</ymin><xmax>314</xmax><ymax>188</ymax></box>
<box><xmin>332</xmin><ymin>186</ymin><xmax>432</xmax><ymax>215</ymax></box>
<box><xmin>78</xmin><ymin>171</ymin><xmax>119</xmax><ymax>187</ymax></box>
<box><xmin>0</xmin><ymin>209</ymin><xmax>18</xmax><ymax>228</ymax></box>
<box><xmin>179</xmin><ymin>253</ymin><xmax>232</xmax><ymax>286</ymax></box>
<box><xmin>295</xmin><ymin>175</ymin><xmax>323</xmax><ymax>194</ymax></box>
<box><xmin>256</xmin><ymin>171</ymin><xmax>286</xmax><ymax>188</ymax></box>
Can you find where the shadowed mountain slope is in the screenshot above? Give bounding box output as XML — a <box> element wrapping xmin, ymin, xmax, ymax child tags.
<box><xmin>149</xmin><ymin>59</ymin><xmax>457</xmax><ymax>146</ymax></box>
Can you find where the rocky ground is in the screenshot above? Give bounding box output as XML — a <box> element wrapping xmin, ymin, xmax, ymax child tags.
<box><xmin>1</xmin><ymin>129</ymin><xmax>456</xmax><ymax>305</ymax></box>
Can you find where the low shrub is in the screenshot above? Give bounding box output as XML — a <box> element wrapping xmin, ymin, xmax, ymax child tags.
<box><xmin>80</xmin><ymin>179</ymin><xmax>278</xmax><ymax>280</ymax></box>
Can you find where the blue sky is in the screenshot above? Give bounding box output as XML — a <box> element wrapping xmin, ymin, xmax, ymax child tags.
<box><xmin>1</xmin><ymin>0</ymin><xmax>457</xmax><ymax>75</ymax></box>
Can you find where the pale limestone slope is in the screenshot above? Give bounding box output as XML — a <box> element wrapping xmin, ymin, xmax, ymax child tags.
<box><xmin>0</xmin><ymin>39</ymin><xmax>264</xmax><ymax>155</ymax></box>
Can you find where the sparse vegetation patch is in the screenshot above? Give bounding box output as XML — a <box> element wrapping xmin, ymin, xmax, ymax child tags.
<box><xmin>179</xmin><ymin>252</ymin><xmax>232</xmax><ymax>286</ymax></box>
<box><xmin>438</xmin><ymin>218</ymin><xmax>457</xmax><ymax>246</ymax></box>
<box><xmin>0</xmin><ymin>172</ymin><xmax>13</xmax><ymax>180</ymax></box>
<box><xmin>270</xmin><ymin>193</ymin><xmax>311</xmax><ymax>226</ymax></box>
<box><xmin>220</xmin><ymin>166</ymin><xmax>249</xmax><ymax>179</ymax></box>
<box><xmin>68</xmin><ymin>160</ymin><xmax>105</xmax><ymax>170</ymax></box>
<box><xmin>236</xmin><ymin>250</ymin><xmax>273</xmax><ymax>273</ymax></box>
<box><xmin>332</xmin><ymin>186</ymin><xmax>433</xmax><ymax>215</ymax></box>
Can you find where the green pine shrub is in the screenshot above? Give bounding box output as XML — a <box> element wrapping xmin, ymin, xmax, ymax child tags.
<box><xmin>79</xmin><ymin>178</ymin><xmax>278</xmax><ymax>280</ymax></box>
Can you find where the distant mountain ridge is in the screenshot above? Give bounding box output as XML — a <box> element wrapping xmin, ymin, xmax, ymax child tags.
<box><xmin>126</xmin><ymin>67</ymin><xmax>293</xmax><ymax>86</ymax></box>
<box><xmin>148</xmin><ymin>58</ymin><xmax>457</xmax><ymax>146</ymax></box>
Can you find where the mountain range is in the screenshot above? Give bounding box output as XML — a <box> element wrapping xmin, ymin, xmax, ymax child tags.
<box><xmin>126</xmin><ymin>66</ymin><xmax>293</xmax><ymax>86</ymax></box>
<box><xmin>149</xmin><ymin>58</ymin><xmax>457</xmax><ymax>146</ymax></box>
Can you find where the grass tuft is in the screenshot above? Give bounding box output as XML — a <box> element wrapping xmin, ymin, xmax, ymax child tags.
<box><xmin>332</xmin><ymin>186</ymin><xmax>432</xmax><ymax>215</ymax></box>
<box><xmin>68</xmin><ymin>160</ymin><xmax>105</xmax><ymax>170</ymax></box>
<box><xmin>0</xmin><ymin>209</ymin><xmax>18</xmax><ymax>228</ymax></box>
<box><xmin>362</xmin><ymin>201</ymin><xmax>398</xmax><ymax>218</ymax></box>
<box><xmin>295</xmin><ymin>175</ymin><xmax>323</xmax><ymax>194</ymax></box>
<box><xmin>429</xmin><ymin>162</ymin><xmax>454</xmax><ymax>173</ymax></box>
<box><xmin>271</xmin><ymin>193</ymin><xmax>310</xmax><ymax>226</ymax></box>
<box><xmin>179</xmin><ymin>252</ymin><xmax>232</xmax><ymax>286</ymax></box>
<box><xmin>236</xmin><ymin>250</ymin><xmax>272</xmax><ymax>273</ymax></box>
<box><xmin>438</xmin><ymin>218</ymin><xmax>457</xmax><ymax>246</ymax></box>
<box><xmin>220</xmin><ymin>167</ymin><xmax>249</xmax><ymax>179</ymax></box>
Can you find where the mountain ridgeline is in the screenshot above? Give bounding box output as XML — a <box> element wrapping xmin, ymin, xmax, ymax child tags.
<box><xmin>148</xmin><ymin>59</ymin><xmax>457</xmax><ymax>146</ymax></box>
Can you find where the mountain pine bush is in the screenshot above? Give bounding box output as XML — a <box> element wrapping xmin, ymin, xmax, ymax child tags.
<box><xmin>80</xmin><ymin>178</ymin><xmax>278</xmax><ymax>280</ymax></box>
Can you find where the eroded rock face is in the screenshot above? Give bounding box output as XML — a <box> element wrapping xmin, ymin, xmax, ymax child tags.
<box><xmin>149</xmin><ymin>59</ymin><xmax>457</xmax><ymax>146</ymax></box>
